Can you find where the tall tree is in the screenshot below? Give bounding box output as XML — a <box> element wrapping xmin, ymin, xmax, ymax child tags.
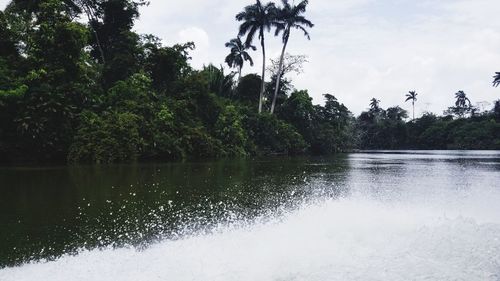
<box><xmin>405</xmin><ymin>91</ymin><xmax>418</xmax><ymax>121</ymax></box>
<box><xmin>143</xmin><ymin>39</ymin><xmax>195</xmax><ymax>95</ymax></box>
<box><xmin>386</xmin><ymin>106</ymin><xmax>408</xmax><ymax>121</ymax></box>
<box><xmin>73</xmin><ymin>0</ymin><xmax>106</xmax><ymax>63</ymax></box>
<box><xmin>278</xmin><ymin>89</ymin><xmax>314</xmax><ymax>141</ymax></box>
<box><xmin>89</xmin><ymin>0</ymin><xmax>146</xmax><ymax>89</ymax></box>
<box><xmin>10</xmin><ymin>0</ymin><xmax>81</xmax><ymax>15</ymax></box>
<box><xmin>266</xmin><ymin>53</ymin><xmax>307</xmax><ymax>108</ymax></box>
<box><xmin>270</xmin><ymin>0</ymin><xmax>313</xmax><ymax>114</ymax></box>
<box><xmin>224</xmin><ymin>37</ymin><xmax>256</xmax><ymax>84</ymax></box>
<box><xmin>455</xmin><ymin>90</ymin><xmax>471</xmax><ymax>108</ymax></box>
<box><xmin>236</xmin><ymin>0</ymin><xmax>277</xmax><ymax>113</ymax></box>
<box><xmin>493</xmin><ymin>100</ymin><xmax>500</xmax><ymax>122</ymax></box>
<box><xmin>204</xmin><ymin>64</ymin><xmax>235</xmax><ymax>97</ymax></box>
<box><xmin>11</xmin><ymin>0</ymin><xmax>92</xmax><ymax>159</ymax></box>
<box><xmin>369</xmin><ymin>98</ymin><xmax>381</xmax><ymax>112</ymax></box>
<box><xmin>453</xmin><ymin>90</ymin><xmax>472</xmax><ymax>118</ymax></box>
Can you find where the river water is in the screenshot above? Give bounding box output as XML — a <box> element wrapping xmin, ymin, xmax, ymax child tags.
<box><xmin>1</xmin><ymin>151</ymin><xmax>500</xmax><ymax>280</ymax></box>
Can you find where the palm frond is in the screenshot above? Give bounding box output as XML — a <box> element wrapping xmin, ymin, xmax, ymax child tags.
<box><xmin>238</xmin><ymin>21</ymin><xmax>255</xmax><ymax>37</ymax></box>
<box><xmin>274</xmin><ymin>0</ymin><xmax>313</xmax><ymax>43</ymax></box>
<box><xmin>293</xmin><ymin>25</ymin><xmax>310</xmax><ymax>39</ymax></box>
<box><xmin>245</xmin><ymin>26</ymin><xmax>259</xmax><ymax>46</ymax></box>
<box><xmin>405</xmin><ymin>91</ymin><xmax>417</xmax><ymax>102</ymax></box>
<box><xmin>294</xmin><ymin>16</ymin><xmax>314</xmax><ymax>28</ymax></box>
<box><xmin>493</xmin><ymin>72</ymin><xmax>500</xmax><ymax>87</ymax></box>
<box><xmin>243</xmin><ymin>52</ymin><xmax>254</xmax><ymax>66</ymax></box>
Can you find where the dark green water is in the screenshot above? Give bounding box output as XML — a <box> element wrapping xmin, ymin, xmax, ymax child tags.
<box><xmin>0</xmin><ymin>156</ymin><xmax>349</xmax><ymax>267</ymax></box>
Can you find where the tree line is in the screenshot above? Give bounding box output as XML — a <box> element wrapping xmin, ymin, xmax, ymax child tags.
<box><xmin>357</xmin><ymin>90</ymin><xmax>500</xmax><ymax>150</ymax></box>
<box><xmin>0</xmin><ymin>0</ymin><xmax>498</xmax><ymax>164</ymax></box>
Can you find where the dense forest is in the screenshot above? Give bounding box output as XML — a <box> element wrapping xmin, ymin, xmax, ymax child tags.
<box><xmin>0</xmin><ymin>0</ymin><xmax>499</xmax><ymax>164</ymax></box>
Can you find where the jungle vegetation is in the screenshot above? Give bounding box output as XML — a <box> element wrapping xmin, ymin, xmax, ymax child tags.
<box><xmin>0</xmin><ymin>0</ymin><xmax>499</xmax><ymax>164</ymax></box>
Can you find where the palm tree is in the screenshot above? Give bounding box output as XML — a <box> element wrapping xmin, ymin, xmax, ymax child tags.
<box><xmin>270</xmin><ymin>0</ymin><xmax>313</xmax><ymax>114</ymax></box>
<box><xmin>236</xmin><ymin>0</ymin><xmax>278</xmax><ymax>113</ymax></box>
<box><xmin>405</xmin><ymin>91</ymin><xmax>418</xmax><ymax>121</ymax></box>
<box><xmin>369</xmin><ymin>98</ymin><xmax>380</xmax><ymax>112</ymax></box>
<box><xmin>224</xmin><ymin>37</ymin><xmax>256</xmax><ymax>84</ymax></box>
<box><xmin>493</xmin><ymin>72</ymin><xmax>500</xmax><ymax>87</ymax></box>
<box><xmin>205</xmin><ymin>64</ymin><xmax>236</xmax><ymax>97</ymax></box>
<box><xmin>455</xmin><ymin>90</ymin><xmax>471</xmax><ymax>108</ymax></box>
<box><xmin>454</xmin><ymin>90</ymin><xmax>472</xmax><ymax>118</ymax></box>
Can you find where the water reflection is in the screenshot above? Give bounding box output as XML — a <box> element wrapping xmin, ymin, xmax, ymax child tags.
<box><xmin>0</xmin><ymin>156</ymin><xmax>350</xmax><ymax>267</ymax></box>
<box><xmin>2</xmin><ymin>151</ymin><xmax>500</xmax><ymax>280</ymax></box>
<box><xmin>347</xmin><ymin>151</ymin><xmax>500</xmax><ymax>203</ymax></box>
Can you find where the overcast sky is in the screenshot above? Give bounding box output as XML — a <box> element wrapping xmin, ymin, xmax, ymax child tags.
<box><xmin>1</xmin><ymin>0</ymin><xmax>500</xmax><ymax>115</ymax></box>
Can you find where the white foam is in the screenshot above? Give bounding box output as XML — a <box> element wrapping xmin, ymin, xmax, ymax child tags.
<box><xmin>2</xmin><ymin>194</ymin><xmax>500</xmax><ymax>281</ymax></box>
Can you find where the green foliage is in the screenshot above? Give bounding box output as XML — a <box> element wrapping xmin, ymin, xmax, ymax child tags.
<box><xmin>202</xmin><ymin>64</ymin><xmax>235</xmax><ymax>98</ymax></box>
<box><xmin>236</xmin><ymin>0</ymin><xmax>278</xmax><ymax>113</ymax></box>
<box><xmin>89</xmin><ymin>0</ymin><xmax>145</xmax><ymax>88</ymax></box>
<box><xmin>270</xmin><ymin>0</ymin><xmax>313</xmax><ymax>113</ymax></box>
<box><xmin>224</xmin><ymin>36</ymin><xmax>255</xmax><ymax>80</ymax></box>
<box><xmin>215</xmin><ymin>105</ymin><xmax>248</xmax><ymax>156</ymax></box>
<box><xmin>278</xmin><ymin>89</ymin><xmax>314</xmax><ymax>140</ymax></box>
<box><xmin>106</xmin><ymin>72</ymin><xmax>155</xmax><ymax>114</ymax></box>
<box><xmin>445</xmin><ymin>91</ymin><xmax>473</xmax><ymax>118</ymax></box>
<box><xmin>149</xmin><ymin>103</ymin><xmax>184</xmax><ymax>159</ymax></box>
<box><xmin>494</xmin><ymin>100</ymin><xmax>500</xmax><ymax>122</ymax></box>
<box><xmin>0</xmin><ymin>11</ymin><xmax>20</xmax><ymax>62</ymax></box>
<box><xmin>386</xmin><ymin>106</ymin><xmax>408</xmax><ymax>121</ymax></box>
<box><xmin>413</xmin><ymin>117</ymin><xmax>500</xmax><ymax>150</ymax></box>
<box><xmin>244</xmin><ymin>112</ymin><xmax>307</xmax><ymax>155</ymax></box>
<box><xmin>266</xmin><ymin>73</ymin><xmax>292</xmax><ymax>110</ymax></box>
<box><xmin>3</xmin><ymin>0</ymin><xmax>93</xmax><ymax>160</ymax></box>
<box><xmin>143</xmin><ymin>41</ymin><xmax>195</xmax><ymax>95</ymax></box>
<box><xmin>1</xmin><ymin>0</ymin><xmax>498</xmax><ymax>164</ymax></box>
<box><xmin>356</xmin><ymin>101</ymin><xmax>409</xmax><ymax>149</ymax></box>
<box><xmin>310</xmin><ymin>94</ymin><xmax>353</xmax><ymax>154</ymax></box>
<box><xmin>68</xmin><ymin>111</ymin><xmax>142</xmax><ymax>163</ymax></box>
<box><xmin>235</xmin><ymin>74</ymin><xmax>261</xmax><ymax>105</ymax></box>
<box><xmin>355</xmin><ymin>101</ymin><xmax>500</xmax><ymax>150</ymax></box>
<box><xmin>449</xmin><ymin>119</ymin><xmax>500</xmax><ymax>149</ymax></box>
<box><xmin>278</xmin><ymin>91</ymin><xmax>354</xmax><ymax>154</ymax></box>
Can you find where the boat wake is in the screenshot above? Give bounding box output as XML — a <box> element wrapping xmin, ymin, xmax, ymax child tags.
<box><xmin>2</xmin><ymin>188</ymin><xmax>500</xmax><ymax>281</ymax></box>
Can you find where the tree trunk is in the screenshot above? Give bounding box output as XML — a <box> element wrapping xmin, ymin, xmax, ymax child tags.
<box><xmin>238</xmin><ymin>65</ymin><xmax>242</xmax><ymax>85</ymax></box>
<box><xmin>91</xmin><ymin>25</ymin><xmax>106</xmax><ymax>64</ymax></box>
<box><xmin>258</xmin><ymin>37</ymin><xmax>266</xmax><ymax>114</ymax></box>
<box><xmin>81</xmin><ymin>4</ymin><xmax>106</xmax><ymax>63</ymax></box>
<box><xmin>413</xmin><ymin>101</ymin><xmax>415</xmax><ymax>121</ymax></box>
<box><xmin>270</xmin><ymin>38</ymin><xmax>289</xmax><ymax>114</ymax></box>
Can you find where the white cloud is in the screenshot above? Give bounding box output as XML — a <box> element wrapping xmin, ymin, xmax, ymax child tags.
<box><xmin>177</xmin><ymin>27</ymin><xmax>210</xmax><ymax>68</ymax></box>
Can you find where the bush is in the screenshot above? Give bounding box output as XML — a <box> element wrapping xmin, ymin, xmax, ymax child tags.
<box><xmin>215</xmin><ymin>105</ymin><xmax>248</xmax><ymax>156</ymax></box>
<box><xmin>68</xmin><ymin>111</ymin><xmax>142</xmax><ymax>163</ymax></box>
<box><xmin>178</xmin><ymin>126</ymin><xmax>224</xmax><ymax>158</ymax></box>
<box><xmin>245</xmin><ymin>112</ymin><xmax>307</xmax><ymax>155</ymax></box>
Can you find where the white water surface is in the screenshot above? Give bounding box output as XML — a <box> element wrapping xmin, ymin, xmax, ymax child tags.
<box><xmin>1</xmin><ymin>151</ymin><xmax>500</xmax><ymax>281</ymax></box>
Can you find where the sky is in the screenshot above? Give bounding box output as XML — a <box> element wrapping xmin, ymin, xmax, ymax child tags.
<box><xmin>1</xmin><ymin>0</ymin><xmax>500</xmax><ymax>115</ymax></box>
